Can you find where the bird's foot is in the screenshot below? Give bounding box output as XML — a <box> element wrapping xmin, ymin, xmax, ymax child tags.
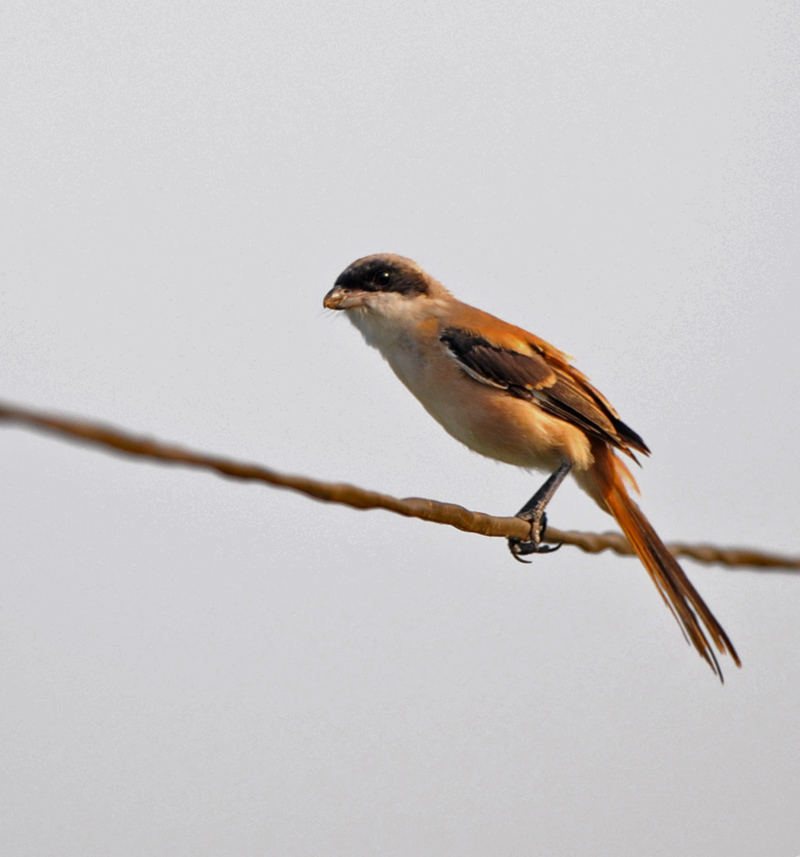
<box><xmin>507</xmin><ymin>509</ymin><xmax>563</xmax><ymax>563</ymax></box>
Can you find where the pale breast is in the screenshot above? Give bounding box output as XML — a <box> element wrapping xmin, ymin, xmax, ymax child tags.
<box><xmin>391</xmin><ymin>341</ymin><xmax>593</xmax><ymax>473</ymax></box>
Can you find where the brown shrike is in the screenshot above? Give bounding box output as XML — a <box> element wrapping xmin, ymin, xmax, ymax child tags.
<box><xmin>324</xmin><ymin>253</ymin><xmax>739</xmax><ymax>679</ymax></box>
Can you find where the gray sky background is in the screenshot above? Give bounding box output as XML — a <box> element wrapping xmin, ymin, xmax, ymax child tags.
<box><xmin>2</xmin><ymin>2</ymin><xmax>799</xmax><ymax>855</ymax></box>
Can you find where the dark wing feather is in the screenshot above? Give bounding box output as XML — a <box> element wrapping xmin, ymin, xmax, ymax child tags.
<box><xmin>440</xmin><ymin>327</ymin><xmax>649</xmax><ymax>458</ymax></box>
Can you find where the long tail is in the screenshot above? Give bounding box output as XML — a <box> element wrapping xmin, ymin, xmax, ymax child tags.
<box><xmin>583</xmin><ymin>443</ymin><xmax>740</xmax><ymax>680</ymax></box>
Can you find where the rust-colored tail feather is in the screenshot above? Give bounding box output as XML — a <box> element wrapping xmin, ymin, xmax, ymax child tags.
<box><xmin>589</xmin><ymin>444</ymin><xmax>740</xmax><ymax>680</ymax></box>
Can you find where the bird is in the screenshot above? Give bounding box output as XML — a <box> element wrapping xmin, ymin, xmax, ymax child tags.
<box><xmin>323</xmin><ymin>253</ymin><xmax>740</xmax><ymax>679</ymax></box>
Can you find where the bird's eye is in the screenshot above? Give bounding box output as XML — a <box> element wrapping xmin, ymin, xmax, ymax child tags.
<box><xmin>376</xmin><ymin>270</ymin><xmax>392</xmax><ymax>286</ymax></box>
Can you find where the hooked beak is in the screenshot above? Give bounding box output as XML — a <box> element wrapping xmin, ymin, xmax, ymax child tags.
<box><xmin>323</xmin><ymin>287</ymin><xmax>368</xmax><ymax>310</ymax></box>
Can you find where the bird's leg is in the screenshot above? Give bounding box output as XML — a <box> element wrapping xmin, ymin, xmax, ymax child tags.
<box><xmin>508</xmin><ymin>462</ymin><xmax>573</xmax><ymax>562</ymax></box>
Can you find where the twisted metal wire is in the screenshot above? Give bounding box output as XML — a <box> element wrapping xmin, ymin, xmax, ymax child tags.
<box><xmin>1</xmin><ymin>399</ymin><xmax>797</xmax><ymax>571</ymax></box>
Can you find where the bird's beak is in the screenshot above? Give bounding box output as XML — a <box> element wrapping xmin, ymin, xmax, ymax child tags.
<box><xmin>323</xmin><ymin>287</ymin><xmax>368</xmax><ymax>310</ymax></box>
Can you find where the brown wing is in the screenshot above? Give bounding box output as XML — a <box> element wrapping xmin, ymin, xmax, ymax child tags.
<box><xmin>439</xmin><ymin>326</ymin><xmax>649</xmax><ymax>459</ymax></box>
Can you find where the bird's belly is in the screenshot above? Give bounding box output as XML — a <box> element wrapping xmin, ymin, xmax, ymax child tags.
<box><xmin>391</xmin><ymin>350</ymin><xmax>592</xmax><ymax>472</ymax></box>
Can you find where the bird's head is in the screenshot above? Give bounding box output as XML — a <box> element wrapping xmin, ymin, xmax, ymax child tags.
<box><xmin>323</xmin><ymin>254</ymin><xmax>432</xmax><ymax>314</ymax></box>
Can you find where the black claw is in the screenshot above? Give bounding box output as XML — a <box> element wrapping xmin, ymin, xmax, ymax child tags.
<box><xmin>506</xmin><ymin>462</ymin><xmax>572</xmax><ymax>563</ymax></box>
<box><xmin>508</xmin><ymin>536</ymin><xmax>560</xmax><ymax>559</ymax></box>
<box><xmin>507</xmin><ymin>510</ymin><xmax>554</xmax><ymax>560</ymax></box>
<box><xmin>508</xmin><ymin>542</ymin><xmax>533</xmax><ymax>563</ymax></box>
<box><xmin>538</xmin><ymin>541</ymin><xmax>563</xmax><ymax>553</ymax></box>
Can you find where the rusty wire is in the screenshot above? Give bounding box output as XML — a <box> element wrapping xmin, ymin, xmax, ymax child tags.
<box><xmin>1</xmin><ymin>398</ymin><xmax>797</xmax><ymax>572</ymax></box>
